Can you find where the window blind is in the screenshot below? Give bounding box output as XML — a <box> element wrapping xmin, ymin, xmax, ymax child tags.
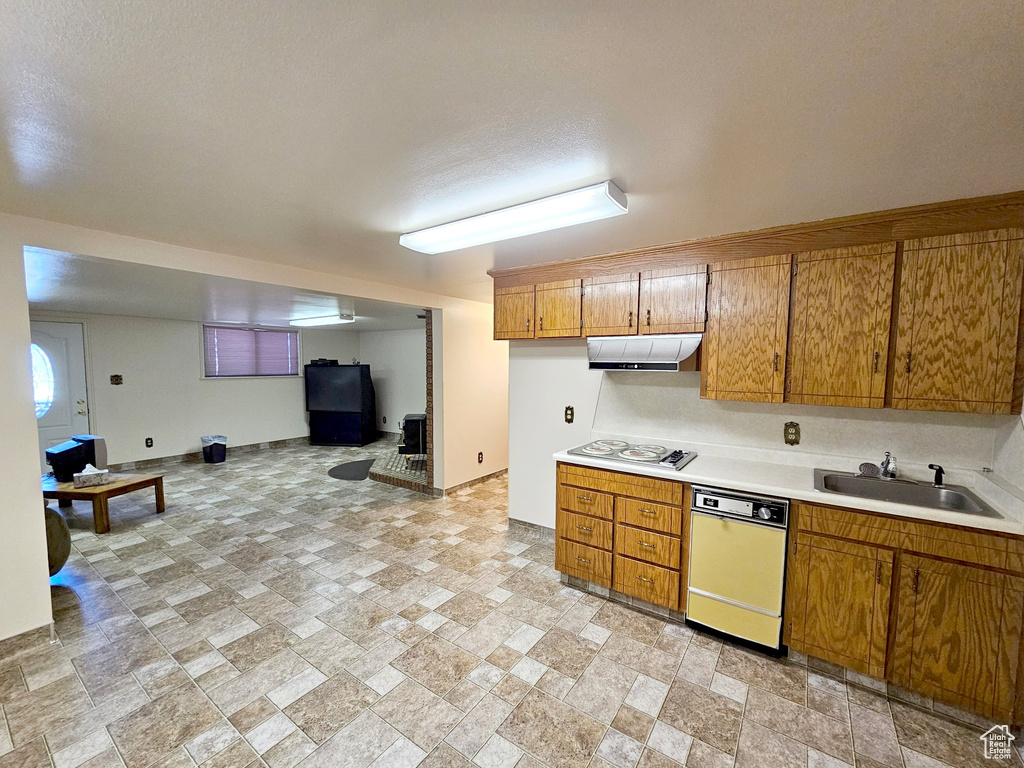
<box><xmin>203</xmin><ymin>326</ymin><xmax>299</xmax><ymax>377</ymax></box>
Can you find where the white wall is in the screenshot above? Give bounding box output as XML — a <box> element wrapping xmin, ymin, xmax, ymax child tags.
<box><xmin>507</xmin><ymin>339</ymin><xmax>1017</xmax><ymax>527</ymax></box>
<box><xmin>439</xmin><ymin>301</ymin><xmax>510</xmax><ymax>489</ymax></box>
<box><xmin>29</xmin><ymin>313</ymin><xmax>361</xmax><ymax>464</ymax></box>
<box><xmin>508</xmin><ymin>341</ymin><xmax>603</xmax><ymax>528</ymax></box>
<box><xmin>0</xmin><ymin>231</ymin><xmax>54</xmax><ymax>640</ymax></box>
<box><xmin>358</xmin><ymin>328</ymin><xmax>426</xmax><ymax>433</ymax></box>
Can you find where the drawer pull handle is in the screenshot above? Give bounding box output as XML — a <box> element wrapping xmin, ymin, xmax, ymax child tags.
<box><xmin>577</xmin><ymin>556</ymin><xmax>591</xmax><ymax>564</ymax></box>
<box><xmin>636</xmin><ymin>576</ymin><xmax>655</xmax><ymax>584</ymax></box>
<box><xmin>577</xmin><ymin>525</ymin><xmax>593</xmax><ymax>532</ymax></box>
<box><xmin>578</xmin><ymin>494</ymin><xmax>593</xmax><ymax>502</ymax></box>
<box><xmin>638</xmin><ymin>541</ymin><xmax>656</xmax><ymax>549</ymax></box>
<box><xmin>638</xmin><ymin>508</ymin><xmax>657</xmax><ymax>515</ymax></box>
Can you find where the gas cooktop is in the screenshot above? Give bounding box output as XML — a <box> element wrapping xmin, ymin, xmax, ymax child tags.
<box><xmin>565</xmin><ymin>440</ymin><xmax>697</xmax><ymax>471</ymax></box>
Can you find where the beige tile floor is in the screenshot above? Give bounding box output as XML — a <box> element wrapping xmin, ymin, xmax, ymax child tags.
<box><xmin>1</xmin><ymin>443</ymin><xmax>1020</xmax><ymax>768</ymax></box>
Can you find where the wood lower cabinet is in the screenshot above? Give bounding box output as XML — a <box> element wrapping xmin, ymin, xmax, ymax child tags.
<box><xmin>787</xmin><ymin>532</ymin><xmax>892</xmax><ymax>678</ymax></box>
<box><xmin>787</xmin><ymin>500</ymin><xmax>1024</xmax><ymax>724</ymax></box>
<box><xmin>556</xmin><ymin>462</ymin><xmax>686</xmax><ymax>611</ymax></box>
<box><xmin>891</xmin><ymin>554</ymin><xmax>1024</xmax><ymax>721</ymax></box>
<box><xmin>535</xmin><ymin>279</ymin><xmax>582</xmax><ymax>338</ymax></box>
<box><xmin>639</xmin><ymin>265</ymin><xmax>707</xmax><ymax>335</ymax></box>
<box><xmin>703</xmin><ymin>254</ymin><xmax>792</xmax><ymax>402</ymax></box>
<box><xmin>493</xmin><ymin>284</ymin><xmax>535</xmax><ymax>340</ymax></box>
<box><xmin>891</xmin><ymin>229</ymin><xmax>1024</xmax><ymax>414</ymax></box>
<box><xmin>787</xmin><ymin>243</ymin><xmax>896</xmax><ymax>407</ymax></box>
<box><xmin>582</xmin><ymin>273</ymin><xmax>640</xmax><ymax>336</ymax></box>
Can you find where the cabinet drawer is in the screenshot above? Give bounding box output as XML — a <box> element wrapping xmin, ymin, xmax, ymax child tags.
<box><xmin>557</xmin><ymin>510</ymin><xmax>613</xmax><ymax>551</ymax></box>
<box><xmin>616</xmin><ymin>498</ymin><xmax>683</xmax><ymax>536</ymax></box>
<box><xmin>558</xmin><ymin>463</ymin><xmax>683</xmax><ymax>506</ymax></box>
<box><xmin>557</xmin><ymin>484</ymin><xmax>614</xmax><ymax>520</ymax></box>
<box><xmin>556</xmin><ymin>539</ymin><xmax>612</xmax><ymax>587</ymax></box>
<box><xmin>614</xmin><ymin>555</ymin><xmax>680</xmax><ymax>610</ymax></box>
<box><xmin>615</xmin><ymin>524</ymin><xmax>681</xmax><ymax>569</ymax></box>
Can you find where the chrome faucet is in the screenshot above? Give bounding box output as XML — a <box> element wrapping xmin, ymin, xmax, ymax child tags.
<box><xmin>880</xmin><ymin>452</ymin><xmax>898</xmax><ymax>479</ymax></box>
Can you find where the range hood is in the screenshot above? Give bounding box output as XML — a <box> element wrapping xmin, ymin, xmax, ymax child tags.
<box><xmin>587</xmin><ymin>333</ymin><xmax>702</xmax><ymax>371</ymax></box>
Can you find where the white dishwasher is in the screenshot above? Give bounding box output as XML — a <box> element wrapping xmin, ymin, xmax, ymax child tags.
<box><xmin>686</xmin><ymin>485</ymin><xmax>790</xmax><ymax>654</ymax></box>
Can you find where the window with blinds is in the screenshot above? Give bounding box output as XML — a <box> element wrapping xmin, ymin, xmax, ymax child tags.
<box><xmin>202</xmin><ymin>326</ymin><xmax>300</xmax><ymax>377</ymax></box>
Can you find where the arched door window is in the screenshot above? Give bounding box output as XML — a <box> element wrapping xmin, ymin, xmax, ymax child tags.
<box><xmin>31</xmin><ymin>343</ymin><xmax>55</xmax><ymax>419</ymax></box>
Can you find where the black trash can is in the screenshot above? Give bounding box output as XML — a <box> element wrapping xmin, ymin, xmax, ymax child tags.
<box><xmin>201</xmin><ymin>435</ymin><xmax>227</xmax><ymax>464</ymax></box>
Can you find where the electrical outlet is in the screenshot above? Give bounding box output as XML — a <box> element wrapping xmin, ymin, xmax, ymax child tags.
<box><xmin>564</xmin><ymin>405</ymin><xmax>574</xmax><ymax>424</ymax></box>
<box><xmin>478</xmin><ymin>452</ymin><xmax>484</xmax><ymax>464</ymax></box>
<box><xmin>784</xmin><ymin>422</ymin><xmax>800</xmax><ymax>445</ymax></box>
<box><xmin>145</xmin><ymin>437</ymin><xmax>154</xmax><ymax>448</ymax></box>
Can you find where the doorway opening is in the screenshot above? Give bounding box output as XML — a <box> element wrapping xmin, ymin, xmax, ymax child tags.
<box><xmin>31</xmin><ymin>321</ymin><xmax>90</xmax><ymax>472</ymax></box>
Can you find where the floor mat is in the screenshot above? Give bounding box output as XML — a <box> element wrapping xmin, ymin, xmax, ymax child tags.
<box><xmin>327</xmin><ymin>459</ymin><xmax>377</xmax><ymax>481</ymax></box>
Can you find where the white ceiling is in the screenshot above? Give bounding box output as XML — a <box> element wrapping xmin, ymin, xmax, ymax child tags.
<box><xmin>2</xmin><ymin>1</ymin><xmax>1024</xmax><ymax>303</ymax></box>
<box><xmin>24</xmin><ymin>248</ymin><xmax>428</xmax><ymax>331</ymax></box>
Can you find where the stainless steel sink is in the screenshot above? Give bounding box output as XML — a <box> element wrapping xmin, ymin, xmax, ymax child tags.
<box><xmin>813</xmin><ymin>468</ymin><xmax>1001</xmax><ymax>518</ymax></box>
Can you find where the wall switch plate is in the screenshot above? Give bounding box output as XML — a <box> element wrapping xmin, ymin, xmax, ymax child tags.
<box><xmin>145</xmin><ymin>437</ymin><xmax>153</xmax><ymax>448</ymax></box>
<box><xmin>478</xmin><ymin>452</ymin><xmax>483</xmax><ymax>464</ymax></box>
<box><xmin>110</xmin><ymin>374</ymin><xmax>123</xmax><ymax>385</ymax></box>
<box><xmin>784</xmin><ymin>422</ymin><xmax>800</xmax><ymax>445</ymax></box>
<box><xmin>565</xmin><ymin>406</ymin><xmax>574</xmax><ymax>424</ymax></box>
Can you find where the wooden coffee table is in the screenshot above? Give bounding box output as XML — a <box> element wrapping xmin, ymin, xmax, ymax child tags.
<box><xmin>42</xmin><ymin>473</ymin><xmax>164</xmax><ymax>534</ymax></box>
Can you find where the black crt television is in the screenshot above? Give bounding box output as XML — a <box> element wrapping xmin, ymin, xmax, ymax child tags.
<box><xmin>304</xmin><ymin>364</ymin><xmax>377</xmax><ymax>446</ymax></box>
<box><xmin>45</xmin><ymin>440</ymin><xmax>89</xmax><ymax>482</ymax></box>
<box><xmin>305</xmin><ymin>365</ymin><xmax>367</xmax><ymax>412</ymax></box>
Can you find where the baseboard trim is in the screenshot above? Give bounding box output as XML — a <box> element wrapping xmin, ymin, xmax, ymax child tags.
<box><xmin>107</xmin><ymin>436</ymin><xmax>310</xmax><ymax>472</ymax></box>
<box><xmin>444</xmin><ymin>469</ymin><xmax>508</xmax><ymax>496</ymax></box>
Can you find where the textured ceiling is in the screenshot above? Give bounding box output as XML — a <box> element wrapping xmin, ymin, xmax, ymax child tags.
<box><xmin>24</xmin><ymin>248</ymin><xmax>428</xmax><ymax>331</ymax></box>
<box><xmin>2</xmin><ymin>0</ymin><xmax>1023</xmax><ymax>303</ymax></box>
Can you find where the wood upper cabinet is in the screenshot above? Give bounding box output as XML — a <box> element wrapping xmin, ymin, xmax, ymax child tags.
<box><xmin>787</xmin><ymin>244</ymin><xmax>896</xmax><ymax>408</ymax></box>
<box><xmin>703</xmin><ymin>255</ymin><xmax>791</xmax><ymax>402</ymax></box>
<box><xmin>493</xmin><ymin>284</ymin><xmax>535</xmax><ymax>340</ymax></box>
<box><xmin>582</xmin><ymin>273</ymin><xmax>640</xmax><ymax>336</ymax></box>
<box><xmin>639</xmin><ymin>265</ymin><xmax>708</xmax><ymax>335</ymax></box>
<box><xmin>786</xmin><ymin>532</ymin><xmax>892</xmax><ymax>678</ymax></box>
<box><xmin>891</xmin><ymin>229</ymin><xmax>1024</xmax><ymax>414</ymax></box>
<box><xmin>890</xmin><ymin>554</ymin><xmax>1024</xmax><ymax>721</ymax></box>
<box><xmin>535</xmin><ymin>279</ymin><xmax>582</xmax><ymax>338</ymax></box>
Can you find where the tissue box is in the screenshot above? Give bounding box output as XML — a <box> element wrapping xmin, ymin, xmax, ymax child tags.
<box><xmin>73</xmin><ymin>468</ymin><xmax>110</xmax><ymax>488</ymax></box>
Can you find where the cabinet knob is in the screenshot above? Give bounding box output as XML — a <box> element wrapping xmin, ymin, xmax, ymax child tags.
<box><xmin>646</xmin><ymin>309</ymin><xmax>651</xmax><ymax>326</ymax></box>
<box><xmin>628</xmin><ymin>310</ymin><xmax>633</xmax><ymax>328</ymax></box>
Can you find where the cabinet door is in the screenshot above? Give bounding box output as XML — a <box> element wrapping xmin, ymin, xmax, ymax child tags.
<box><xmin>787</xmin><ymin>533</ymin><xmax>892</xmax><ymax>678</ymax></box>
<box><xmin>535</xmin><ymin>279</ymin><xmax>582</xmax><ymax>338</ymax></box>
<box><xmin>582</xmin><ymin>273</ymin><xmax>640</xmax><ymax>336</ymax></box>
<box><xmin>493</xmin><ymin>284</ymin><xmax>535</xmax><ymax>340</ymax></box>
<box><xmin>702</xmin><ymin>255</ymin><xmax>791</xmax><ymax>402</ymax></box>
<box><xmin>787</xmin><ymin>244</ymin><xmax>896</xmax><ymax>408</ymax></box>
<box><xmin>891</xmin><ymin>229</ymin><xmax>1024</xmax><ymax>414</ymax></box>
<box><xmin>891</xmin><ymin>554</ymin><xmax>1024</xmax><ymax>720</ymax></box>
<box><xmin>639</xmin><ymin>265</ymin><xmax>708</xmax><ymax>335</ymax></box>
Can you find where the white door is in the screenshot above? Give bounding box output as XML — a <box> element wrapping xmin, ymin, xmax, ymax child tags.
<box><xmin>30</xmin><ymin>322</ymin><xmax>90</xmax><ymax>472</ymax></box>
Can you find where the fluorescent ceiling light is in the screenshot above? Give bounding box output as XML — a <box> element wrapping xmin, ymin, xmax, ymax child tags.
<box><xmin>289</xmin><ymin>314</ymin><xmax>355</xmax><ymax>327</ymax></box>
<box><xmin>400</xmin><ymin>180</ymin><xmax>628</xmax><ymax>254</ymax></box>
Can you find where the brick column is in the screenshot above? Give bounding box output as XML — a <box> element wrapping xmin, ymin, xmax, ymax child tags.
<box><xmin>424</xmin><ymin>309</ymin><xmax>434</xmax><ymax>489</ymax></box>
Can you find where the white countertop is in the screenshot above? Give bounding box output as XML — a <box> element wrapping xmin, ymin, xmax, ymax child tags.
<box><xmin>553</xmin><ymin>438</ymin><xmax>1024</xmax><ymax>535</ymax></box>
